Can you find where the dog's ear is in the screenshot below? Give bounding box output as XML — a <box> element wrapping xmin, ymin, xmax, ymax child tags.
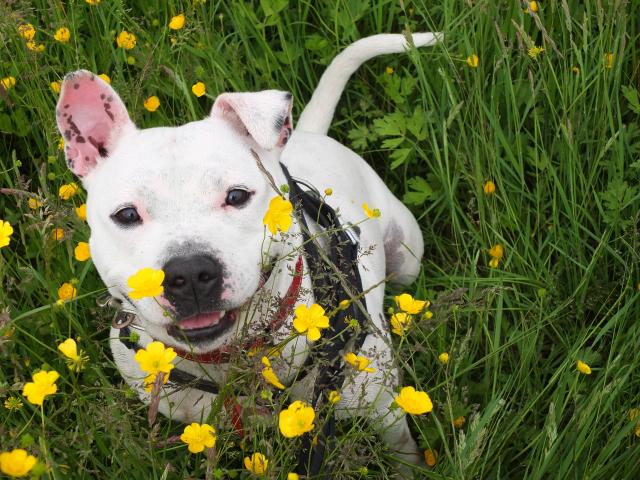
<box><xmin>55</xmin><ymin>70</ymin><xmax>135</xmax><ymax>178</ymax></box>
<box><xmin>210</xmin><ymin>90</ymin><xmax>293</xmax><ymax>151</ymax></box>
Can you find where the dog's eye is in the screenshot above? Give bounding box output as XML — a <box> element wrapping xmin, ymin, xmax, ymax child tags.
<box><xmin>111</xmin><ymin>206</ymin><xmax>142</xmax><ymax>226</ymax></box>
<box><xmin>225</xmin><ymin>189</ymin><xmax>252</xmax><ymax>207</ymax></box>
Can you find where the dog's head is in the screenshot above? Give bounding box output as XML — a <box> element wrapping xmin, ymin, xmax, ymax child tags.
<box><xmin>56</xmin><ymin>70</ymin><xmax>295</xmax><ymax>351</ymax></box>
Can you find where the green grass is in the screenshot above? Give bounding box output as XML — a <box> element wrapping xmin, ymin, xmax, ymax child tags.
<box><xmin>1</xmin><ymin>0</ymin><xmax>640</xmax><ymax>478</ymax></box>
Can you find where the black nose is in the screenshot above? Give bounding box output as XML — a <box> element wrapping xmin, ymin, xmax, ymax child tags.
<box><xmin>162</xmin><ymin>255</ymin><xmax>224</xmax><ymax>317</ymax></box>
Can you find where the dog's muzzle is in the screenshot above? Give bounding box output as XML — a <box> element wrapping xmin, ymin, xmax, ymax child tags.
<box><xmin>162</xmin><ymin>254</ymin><xmax>233</xmax><ymax>342</ymax></box>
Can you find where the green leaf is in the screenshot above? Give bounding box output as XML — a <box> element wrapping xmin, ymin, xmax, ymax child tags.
<box><xmin>622</xmin><ymin>85</ymin><xmax>640</xmax><ymax>115</ymax></box>
<box><xmin>403</xmin><ymin>176</ymin><xmax>434</xmax><ymax>205</ymax></box>
<box><xmin>260</xmin><ymin>0</ymin><xmax>289</xmax><ymax>16</ymax></box>
<box><xmin>600</xmin><ymin>179</ymin><xmax>638</xmax><ymax>228</ymax></box>
<box><xmin>406</xmin><ymin>108</ymin><xmax>428</xmax><ymax>140</ymax></box>
<box><xmin>389</xmin><ymin>147</ymin><xmax>412</xmax><ymax>169</ymax></box>
<box><xmin>347</xmin><ymin>125</ymin><xmax>370</xmax><ymax>150</ymax></box>
<box><xmin>372</xmin><ymin>111</ymin><xmax>406</xmax><ymax>137</ymax></box>
<box><xmin>380</xmin><ymin>136</ymin><xmax>406</xmax><ymax>149</ymax></box>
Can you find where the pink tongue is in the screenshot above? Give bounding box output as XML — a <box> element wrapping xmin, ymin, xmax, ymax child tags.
<box><xmin>179</xmin><ymin>312</ymin><xmax>222</xmax><ymax>330</ymax></box>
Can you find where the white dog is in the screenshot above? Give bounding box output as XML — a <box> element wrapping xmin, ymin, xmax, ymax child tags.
<box><xmin>56</xmin><ymin>32</ymin><xmax>439</xmax><ymax>474</ymax></box>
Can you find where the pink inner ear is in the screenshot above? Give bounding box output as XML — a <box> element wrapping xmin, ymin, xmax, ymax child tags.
<box><xmin>56</xmin><ymin>72</ymin><xmax>132</xmax><ymax>177</ymax></box>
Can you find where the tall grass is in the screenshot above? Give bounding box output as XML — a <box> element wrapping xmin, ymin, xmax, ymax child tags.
<box><xmin>1</xmin><ymin>0</ymin><xmax>639</xmax><ymax>478</ymax></box>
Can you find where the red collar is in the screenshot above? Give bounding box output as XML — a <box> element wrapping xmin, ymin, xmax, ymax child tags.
<box><xmin>171</xmin><ymin>256</ymin><xmax>303</xmax><ymax>364</ymax></box>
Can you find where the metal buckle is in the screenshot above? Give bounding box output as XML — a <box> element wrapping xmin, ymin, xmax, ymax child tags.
<box><xmin>112</xmin><ymin>311</ymin><xmax>136</xmax><ymax>329</ymax></box>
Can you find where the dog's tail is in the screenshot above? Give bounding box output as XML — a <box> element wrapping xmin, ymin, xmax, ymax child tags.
<box><xmin>296</xmin><ymin>32</ymin><xmax>442</xmax><ymax>136</ymax></box>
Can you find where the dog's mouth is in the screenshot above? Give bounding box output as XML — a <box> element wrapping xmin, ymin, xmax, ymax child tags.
<box><xmin>167</xmin><ymin>310</ymin><xmax>237</xmax><ymax>343</ymax></box>
<box><xmin>164</xmin><ymin>265</ymin><xmax>274</xmax><ymax>344</ymax></box>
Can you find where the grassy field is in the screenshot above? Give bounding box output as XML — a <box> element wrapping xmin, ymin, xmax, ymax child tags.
<box><xmin>1</xmin><ymin>0</ymin><xmax>640</xmax><ymax>478</ymax></box>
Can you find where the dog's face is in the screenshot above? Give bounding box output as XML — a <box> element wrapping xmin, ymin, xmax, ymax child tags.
<box><xmin>56</xmin><ymin>71</ymin><xmax>294</xmax><ymax>351</ymax></box>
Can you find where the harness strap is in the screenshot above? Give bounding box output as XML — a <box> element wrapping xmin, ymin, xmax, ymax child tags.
<box><xmin>281</xmin><ymin>163</ymin><xmax>368</xmax><ymax>477</ymax></box>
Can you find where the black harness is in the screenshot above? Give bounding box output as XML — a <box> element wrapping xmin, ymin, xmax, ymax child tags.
<box><xmin>116</xmin><ymin>163</ymin><xmax>369</xmax><ymax>476</ymax></box>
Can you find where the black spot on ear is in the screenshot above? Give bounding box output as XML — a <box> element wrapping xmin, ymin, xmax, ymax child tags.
<box><xmin>73</xmin><ymin>83</ymin><xmax>80</xmax><ymax>89</ymax></box>
<box><xmin>274</xmin><ymin>114</ymin><xmax>285</xmax><ymax>132</ymax></box>
<box><xmin>77</xmin><ymin>136</ymin><xmax>86</xmax><ymax>143</ymax></box>
<box><xmin>100</xmin><ymin>94</ymin><xmax>105</xmax><ymax>100</ymax></box>
<box><xmin>106</xmin><ymin>96</ymin><xmax>113</xmax><ymax>102</ymax></box>
<box><xmin>84</xmin><ymin>156</ymin><xmax>90</xmax><ymax>162</ymax></box>
<box><xmin>88</xmin><ymin>135</ymin><xmax>109</xmax><ymax>157</ymax></box>
<box><xmin>64</xmin><ymin>104</ymin><xmax>70</xmax><ymax>109</ymax></box>
<box><xmin>64</xmin><ymin>130</ymin><xmax>71</xmax><ymax>140</ymax></box>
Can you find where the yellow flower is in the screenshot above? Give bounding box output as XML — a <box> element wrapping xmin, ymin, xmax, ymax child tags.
<box><xmin>293</xmin><ymin>303</ymin><xmax>329</xmax><ymax>341</ymax></box>
<box><xmin>22</xmin><ymin>370</ymin><xmax>59</xmax><ymax>405</ymax></box>
<box><xmin>134</xmin><ymin>341</ymin><xmax>176</xmax><ymax>391</ymax></box>
<box><xmin>385</xmin><ymin>66</ymin><xmax>394</xmax><ymax>75</ymax></box>
<box><xmin>58</xmin><ymin>338</ymin><xmax>88</xmax><ymax>372</ymax></box>
<box><xmin>26</xmin><ymin>41</ymin><xmax>45</xmax><ymax>52</ymax></box>
<box><xmin>263</xmin><ymin>195</ymin><xmax>293</xmax><ymax>235</ymax></box>
<box><xmin>50</xmin><ymin>81</ymin><xmax>61</xmax><ymax>93</ymax></box>
<box><xmin>453</xmin><ymin>415</ymin><xmax>466</xmax><ymax>428</ymax></box>
<box><xmin>58</xmin><ymin>338</ymin><xmax>78</xmax><ymax>360</ymax></box>
<box><xmin>488</xmin><ymin>244</ymin><xmax>504</xmax><ymax>269</ymax></box>
<box><xmin>244</xmin><ymin>452</ymin><xmax>268</xmax><ymax>475</ymax></box>
<box><xmin>390</xmin><ymin>312</ymin><xmax>412</xmax><ymax>336</ymax></box>
<box><xmin>58</xmin><ymin>282</ymin><xmax>77</xmax><ymax>302</ymax></box>
<box><xmin>143</xmin><ymin>95</ymin><xmax>160</xmax><ymax>112</ymax></box>
<box><xmin>54</xmin><ymin>27</ymin><xmax>71</xmax><ymax>43</ymax></box>
<box><xmin>116</xmin><ymin>31</ymin><xmax>136</xmax><ymax>49</ymax></box>
<box><xmin>192</xmin><ymin>81</ymin><xmax>206</xmax><ymax>97</ymax></box>
<box><xmin>127</xmin><ymin>268</ymin><xmax>165</xmax><ymax>299</ymax></box>
<box><xmin>17</xmin><ymin>24</ymin><xmax>36</xmax><ymax>41</ymax></box>
<box><xmin>362</xmin><ymin>202</ymin><xmax>381</xmax><ymax>218</ymax></box>
<box><xmin>98</xmin><ymin>73</ymin><xmax>111</xmax><ymax>84</ymax></box>
<box><xmin>394</xmin><ymin>293</ymin><xmax>428</xmax><ymax>314</ymax></box>
<box><xmin>169</xmin><ymin>13</ymin><xmax>185</xmax><ymax>30</ymax></box>
<box><xmin>438</xmin><ymin>352</ymin><xmax>449</xmax><ymax>364</ymax></box>
<box><xmin>58</xmin><ymin>137</ymin><xmax>65</xmax><ymax>150</ymax></box>
<box><xmin>4</xmin><ymin>397</ymin><xmax>23</xmax><ymax>412</ymax></box>
<box><xmin>466</xmin><ymin>54</ymin><xmax>479</xmax><ymax>68</ymax></box>
<box><xmin>85</xmin><ymin>0</ymin><xmax>101</xmax><ymax>4</ymax></box>
<box><xmin>483</xmin><ymin>180</ymin><xmax>496</xmax><ymax>195</ymax></box>
<box><xmin>394</xmin><ymin>386</ymin><xmax>433</xmax><ymax>415</ymax></box>
<box><xmin>344</xmin><ymin>352</ymin><xmax>375</xmax><ymax>373</ymax></box>
<box><xmin>279</xmin><ymin>400</ymin><xmax>316</xmax><ymax>438</ymax></box>
<box><xmin>52</xmin><ymin>228</ymin><xmax>64</xmax><ymax>241</ymax></box>
<box><xmin>524</xmin><ymin>1</ymin><xmax>538</xmax><ymax>13</ymax></box>
<box><xmin>1</xmin><ymin>77</ymin><xmax>16</xmax><ymax>90</ymax></box>
<box><xmin>604</xmin><ymin>53</ymin><xmax>614</xmax><ymax>69</ymax></box>
<box><xmin>75</xmin><ymin>203</ymin><xmax>87</xmax><ymax>221</ymax></box>
<box><xmin>424</xmin><ymin>449</ymin><xmax>437</xmax><ymax>467</ymax></box>
<box><xmin>0</xmin><ymin>220</ymin><xmax>14</xmax><ymax>248</ymax></box>
<box><xmin>74</xmin><ymin>242</ymin><xmax>91</xmax><ymax>261</ymax></box>
<box><xmin>572</xmin><ymin>66</ymin><xmax>580</xmax><ymax>74</ymax></box>
<box><xmin>58</xmin><ymin>182</ymin><xmax>79</xmax><ymax>200</ymax></box>
<box><xmin>288</xmin><ymin>474</ymin><xmax>300</xmax><ymax>480</ymax></box>
<box><xmin>338</xmin><ymin>299</ymin><xmax>350</xmax><ymax>310</ymax></box>
<box><xmin>0</xmin><ymin>449</ymin><xmax>37</xmax><ymax>478</ymax></box>
<box><xmin>328</xmin><ymin>390</ymin><xmax>341</xmax><ymax>404</ymax></box>
<box><xmin>577</xmin><ymin>360</ymin><xmax>592</xmax><ymax>375</ymax></box>
<box><xmin>527</xmin><ymin>45</ymin><xmax>545</xmax><ymax>59</ymax></box>
<box><xmin>324</xmin><ymin>187</ymin><xmax>333</xmax><ymax>196</ymax></box>
<box><xmin>180</xmin><ymin>423</ymin><xmax>216</xmax><ymax>453</ymax></box>
<box><xmin>261</xmin><ymin>356</ymin><xmax>285</xmax><ymax>390</ymax></box>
